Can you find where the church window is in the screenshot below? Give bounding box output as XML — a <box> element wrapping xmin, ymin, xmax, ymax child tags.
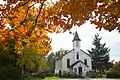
<box><xmin>67</xmin><ymin>59</ymin><xmax>70</xmax><ymax>68</ymax></box>
<box><xmin>76</xmin><ymin>52</ymin><xmax>79</xmax><ymax>60</ymax></box>
<box><xmin>84</xmin><ymin>69</ymin><xmax>86</xmax><ymax>71</ymax></box>
<box><xmin>84</xmin><ymin>59</ymin><xmax>87</xmax><ymax>65</ymax></box>
<box><xmin>74</xmin><ymin>68</ymin><xmax>77</xmax><ymax>72</ymax></box>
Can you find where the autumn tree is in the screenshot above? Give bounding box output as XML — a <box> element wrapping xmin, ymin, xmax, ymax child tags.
<box><xmin>0</xmin><ymin>0</ymin><xmax>119</xmax><ymax>55</ymax></box>
<box><xmin>88</xmin><ymin>33</ymin><xmax>110</xmax><ymax>77</ymax></box>
<box><xmin>17</xmin><ymin>46</ymin><xmax>50</xmax><ymax>79</ymax></box>
<box><xmin>91</xmin><ymin>0</ymin><xmax>120</xmax><ymax>32</ymax></box>
<box><xmin>0</xmin><ymin>0</ymin><xmax>53</xmax><ymax>55</ymax></box>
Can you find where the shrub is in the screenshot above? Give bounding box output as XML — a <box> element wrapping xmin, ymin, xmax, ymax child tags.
<box><xmin>106</xmin><ymin>61</ymin><xmax>120</xmax><ymax>78</ymax></box>
<box><xmin>0</xmin><ymin>66</ymin><xmax>21</xmax><ymax>80</ymax></box>
<box><xmin>32</xmin><ymin>72</ymin><xmax>54</xmax><ymax>79</ymax></box>
<box><xmin>87</xmin><ymin>70</ymin><xmax>97</xmax><ymax>78</ymax></box>
<box><xmin>60</xmin><ymin>71</ymin><xmax>83</xmax><ymax>78</ymax></box>
<box><xmin>54</xmin><ymin>73</ymin><xmax>59</xmax><ymax>77</ymax></box>
<box><xmin>106</xmin><ymin>72</ymin><xmax>120</xmax><ymax>78</ymax></box>
<box><xmin>32</xmin><ymin>72</ymin><xmax>45</xmax><ymax>79</ymax></box>
<box><xmin>7</xmin><ymin>67</ymin><xmax>21</xmax><ymax>79</ymax></box>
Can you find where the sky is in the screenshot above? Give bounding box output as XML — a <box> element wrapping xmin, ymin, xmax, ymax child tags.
<box><xmin>48</xmin><ymin>21</ymin><xmax>120</xmax><ymax>62</ymax></box>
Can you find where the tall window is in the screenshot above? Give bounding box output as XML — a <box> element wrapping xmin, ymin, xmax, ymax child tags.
<box><xmin>76</xmin><ymin>52</ymin><xmax>79</xmax><ymax>60</ymax></box>
<box><xmin>67</xmin><ymin>59</ymin><xmax>70</xmax><ymax>68</ymax></box>
<box><xmin>76</xmin><ymin>41</ymin><xmax>79</xmax><ymax>47</ymax></box>
<box><xmin>74</xmin><ymin>68</ymin><xmax>77</xmax><ymax>72</ymax></box>
<box><xmin>84</xmin><ymin>59</ymin><xmax>87</xmax><ymax>65</ymax></box>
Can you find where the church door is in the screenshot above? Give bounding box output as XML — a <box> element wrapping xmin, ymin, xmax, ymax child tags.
<box><xmin>78</xmin><ymin>67</ymin><xmax>82</xmax><ymax>74</ymax></box>
<box><xmin>59</xmin><ymin>70</ymin><xmax>61</xmax><ymax>76</ymax></box>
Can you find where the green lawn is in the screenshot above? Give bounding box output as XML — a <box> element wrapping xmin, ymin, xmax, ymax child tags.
<box><xmin>42</xmin><ymin>77</ymin><xmax>59</xmax><ymax>80</ymax></box>
<box><xmin>26</xmin><ymin>76</ymin><xmax>59</xmax><ymax>80</ymax></box>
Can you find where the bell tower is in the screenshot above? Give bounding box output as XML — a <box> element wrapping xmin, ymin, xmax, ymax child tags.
<box><xmin>72</xmin><ymin>31</ymin><xmax>81</xmax><ymax>61</ymax></box>
<box><xmin>72</xmin><ymin>31</ymin><xmax>81</xmax><ymax>49</ymax></box>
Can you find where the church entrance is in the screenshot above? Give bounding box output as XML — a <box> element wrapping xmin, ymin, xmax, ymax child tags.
<box><xmin>59</xmin><ymin>70</ymin><xmax>61</xmax><ymax>76</ymax></box>
<box><xmin>78</xmin><ymin>67</ymin><xmax>82</xmax><ymax>74</ymax></box>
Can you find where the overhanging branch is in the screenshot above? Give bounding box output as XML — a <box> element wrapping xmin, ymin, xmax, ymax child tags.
<box><xmin>34</xmin><ymin>0</ymin><xmax>46</xmax><ymax>28</ymax></box>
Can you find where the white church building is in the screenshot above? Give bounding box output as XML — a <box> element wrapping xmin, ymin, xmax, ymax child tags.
<box><xmin>55</xmin><ymin>31</ymin><xmax>92</xmax><ymax>76</ymax></box>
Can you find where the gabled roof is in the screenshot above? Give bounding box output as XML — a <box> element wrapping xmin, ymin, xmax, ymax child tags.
<box><xmin>70</xmin><ymin>60</ymin><xmax>89</xmax><ymax>67</ymax></box>
<box><xmin>72</xmin><ymin>31</ymin><xmax>81</xmax><ymax>42</ymax></box>
<box><xmin>80</xmin><ymin>49</ymin><xmax>91</xmax><ymax>57</ymax></box>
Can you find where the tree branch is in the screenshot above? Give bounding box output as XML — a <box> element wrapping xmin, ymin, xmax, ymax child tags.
<box><xmin>26</xmin><ymin>0</ymin><xmax>46</xmax><ymax>36</ymax></box>
<box><xmin>24</xmin><ymin>3</ymin><xmax>36</xmax><ymax>20</ymax></box>
<box><xmin>15</xmin><ymin>0</ymin><xmax>30</xmax><ymax>9</ymax></box>
<box><xmin>34</xmin><ymin>0</ymin><xmax>46</xmax><ymax>28</ymax></box>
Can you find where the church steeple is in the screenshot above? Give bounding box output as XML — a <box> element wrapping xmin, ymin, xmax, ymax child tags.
<box><xmin>72</xmin><ymin>31</ymin><xmax>81</xmax><ymax>61</ymax></box>
<box><xmin>72</xmin><ymin>31</ymin><xmax>81</xmax><ymax>42</ymax></box>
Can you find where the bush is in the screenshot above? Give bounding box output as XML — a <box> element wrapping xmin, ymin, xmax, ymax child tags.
<box><xmin>60</xmin><ymin>71</ymin><xmax>83</xmax><ymax>78</ymax></box>
<box><xmin>106</xmin><ymin>72</ymin><xmax>120</xmax><ymax>78</ymax></box>
<box><xmin>0</xmin><ymin>66</ymin><xmax>21</xmax><ymax>80</ymax></box>
<box><xmin>54</xmin><ymin>73</ymin><xmax>59</xmax><ymax>77</ymax></box>
<box><xmin>32</xmin><ymin>72</ymin><xmax>54</xmax><ymax>79</ymax></box>
<box><xmin>0</xmin><ymin>66</ymin><xmax>7</xmax><ymax>80</ymax></box>
<box><xmin>106</xmin><ymin>61</ymin><xmax>120</xmax><ymax>78</ymax></box>
<box><xmin>7</xmin><ymin>67</ymin><xmax>21</xmax><ymax>79</ymax></box>
<box><xmin>32</xmin><ymin>72</ymin><xmax>45</xmax><ymax>79</ymax></box>
<box><xmin>87</xmin><ymin>70</ymin><xmax>97</xmax><ymax>78</ymax></box>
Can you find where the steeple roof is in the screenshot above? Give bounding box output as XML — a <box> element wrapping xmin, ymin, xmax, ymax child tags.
<box><xmin>72</xmin><ymin>31</ymin><xmax>81</xmax><ymax>42</ymax></box>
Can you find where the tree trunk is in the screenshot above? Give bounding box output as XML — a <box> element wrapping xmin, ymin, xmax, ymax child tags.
<box><xmin>100</xmin><ymin>68</ymin><xmax>102</xmax><ymax>77</ymax></box>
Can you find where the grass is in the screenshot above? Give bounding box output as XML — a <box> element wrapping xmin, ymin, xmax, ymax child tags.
<box><xmin>42</xmin><ymin>76</ymin><xmax>59</xmax><ymax>80</ymax></box>
<box><xmin>25</xmin><ymin>76</ymin><xmax>59</xmax><ymax>80</ymax></box>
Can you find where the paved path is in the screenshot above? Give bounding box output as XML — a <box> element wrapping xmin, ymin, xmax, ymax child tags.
<box><xmin>60</xmin><ymin>79</ymin><xmax>89</xmax><ymax>80</ymax></box>
<box><xmin>60</xmin><ymin>78</ymin><xmax>120</xmax><ymax>80</ymax></box>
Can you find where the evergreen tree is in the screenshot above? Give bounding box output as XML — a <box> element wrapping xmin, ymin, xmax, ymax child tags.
<box><xmin>88</xmin><ymin>33</ymin><xmax>110</xmax><ymax>77</ymax></box>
